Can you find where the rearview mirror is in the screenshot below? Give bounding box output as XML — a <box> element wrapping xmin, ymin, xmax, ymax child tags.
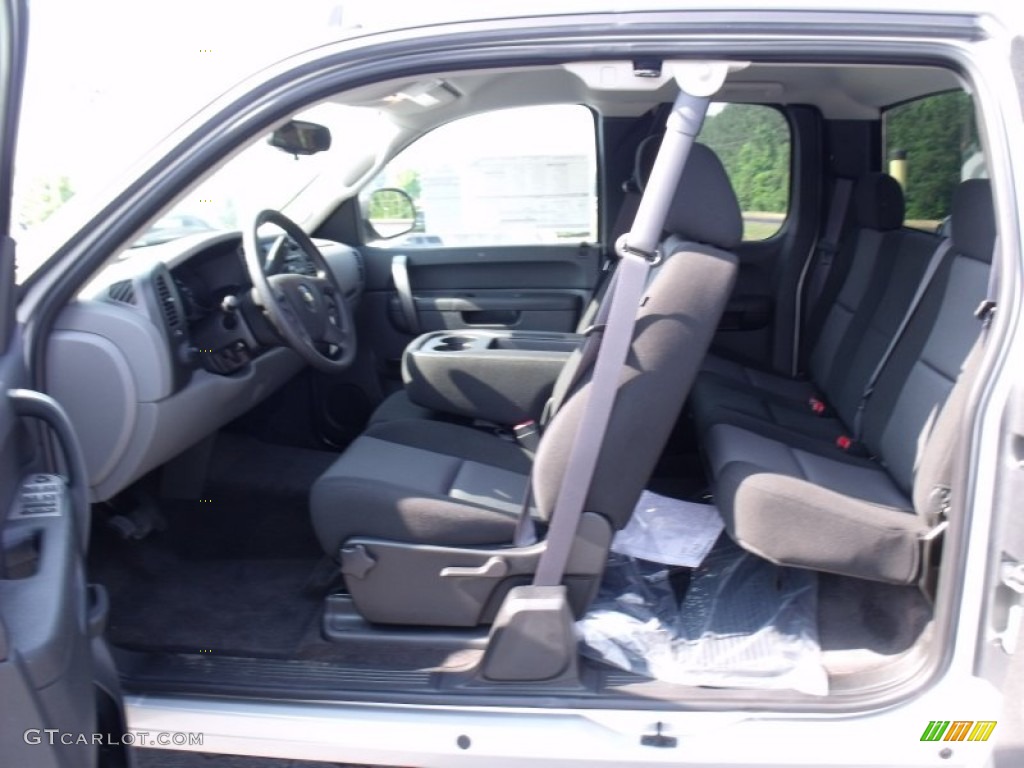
<box><xmin>365</xmin><ymin>188</ymin><xmax>416</xmax><ymax>239</ymax></box>
<box><xmin>267</xmin><ymin>120</ymin><xmax>332</xmax><ymax>156</ymax></box>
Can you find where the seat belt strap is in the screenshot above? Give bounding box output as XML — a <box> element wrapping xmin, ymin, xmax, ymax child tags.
<box><xmin>530</xmin><ymin>84</ymin><xmax>715</xmax><ymax>586</ymax></box>
<box><xmin>797</xmin><ymin>177</ymin><xmax>853</xmax><ymax>372</ymax></box>
<box><xmin>532</xmin><ymin>251</ymin><xmax>651</xmax><ymax>585</ymax></box>
<box><xmin>808</xmin><ymin>177</ymin><xmax>854</xmax><ymax>312</ymax></box>
<box><xmin>853</xmin><ymin>238</ymin><xmax>953</xmax><ymax>439</ymax></box>
<box><xmin>513</xmin><ymin>265</ymin><xmax>625</xmax><ymax>547</ymax></box>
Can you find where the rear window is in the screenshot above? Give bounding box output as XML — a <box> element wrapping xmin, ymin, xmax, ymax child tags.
<box><xmin>883</xmin><ymin>91</ymin><xmax>982</xmax><ymax>232</ymax></box>
<box><xmin>699</xmin><ymin>104</ymin><xmax>791</xmax><ymax>241</ymax></box>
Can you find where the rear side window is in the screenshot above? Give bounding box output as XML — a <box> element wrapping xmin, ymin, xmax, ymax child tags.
<box><xmin>883</xmin><ymin>91</ymin><xmax>981</xmax><ymax>232</ymax></box>
<box><xmin>365</xmin><ymin>105</ymin><xmax>598</xmax><ymax>247</ymax></box>
<box><xmin>698</xmin><ymin>104</ymin><xmax>791</xmax><ymax>241</ymax></box>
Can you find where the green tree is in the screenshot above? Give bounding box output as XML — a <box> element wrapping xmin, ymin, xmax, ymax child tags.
<box><xmin>17</xmin><ymin>174</ymin><xmax>74</xmax><ymax>228</ymax></box>
<box><xmin>699</xmin><ymin>104</ymin><xmax>790</xmax><ymax>214</ymax></box>
<box><xmin>395</xmin><ymin>169</ymin><xmax>421</xmax><ymax>201</ymax></box>
<box><xmin>885</xmin><ymin>91</ymin><xmax>976</xmax><ymax>220</ymax></box>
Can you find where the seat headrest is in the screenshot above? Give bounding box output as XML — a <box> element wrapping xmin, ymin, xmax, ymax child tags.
<box><xmin>853</xmin><ymin>172</ymin><xmax>904</xmax><ymax>231</ymax></box>
<box><xmin>663</xmin><ymin>143</ymin><xmax>743</xmax><ymax>250</ymax></box>
<box><xmin>951</xmin><ymin>179</ymin><xmax>995</xmax><ymax>263</ymax></box>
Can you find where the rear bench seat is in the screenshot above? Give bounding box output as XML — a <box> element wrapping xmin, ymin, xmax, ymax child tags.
<box><xmin>697</xmin><ymin>179</ymin><xmax>994</xmax><ymax>584</ymax></box>
<box><xmin>693</xmin><ymin>172</ymin><xmax>940</xmax><ymax>442</ymax></box>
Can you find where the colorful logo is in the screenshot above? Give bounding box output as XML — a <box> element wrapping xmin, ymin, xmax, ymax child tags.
<box><xmin>921</xmin><ymin>721</ymin><xmax>997</xmax><ymax>742</ymax></box>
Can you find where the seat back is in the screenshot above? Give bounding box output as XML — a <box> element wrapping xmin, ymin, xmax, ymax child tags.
<box><xmin>806</xmin><ymin>173</ymin><xmax>907</xmax><ymax>390</ymax></box>
<box><xmin>861</xmin><ymin>180</ymin><xmax>994</xmax><ymax>502</ymax></box>
<box><xmin>532</xmin><ymin>143</ymin><xmax>741</xmax><ymax>530</ymax></box>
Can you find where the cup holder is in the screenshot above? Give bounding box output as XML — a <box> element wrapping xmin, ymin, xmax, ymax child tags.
<box><xmin>433</xmin><ymin>335</ymin><xmax>474</xmax><ymax>352</ymax></box>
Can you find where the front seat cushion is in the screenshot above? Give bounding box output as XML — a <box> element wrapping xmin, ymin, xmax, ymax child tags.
<box><xmin>310</xmin><ymin>419</ymin><xmax>533</xmax><ymax>553</ymax></box>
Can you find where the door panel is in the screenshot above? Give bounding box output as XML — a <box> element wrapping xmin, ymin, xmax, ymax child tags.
<box><xmin>361</xmin><ymin>244</ymin><xmax>600</xmax><ymax>366</ymax></box>
<box><xmin>0</xmin><ymin>2</ymin><xmax>110</xmax><ymax>765</ymax></box>
<box><xmin>711</xmin><ymin>238</ymin><xmax>781</xmax><ymax>361</ymax></box>
<box><xmin>0</xmin><ymin>365</ymin><xmax>101</xmax><ymax>768</ymax></box>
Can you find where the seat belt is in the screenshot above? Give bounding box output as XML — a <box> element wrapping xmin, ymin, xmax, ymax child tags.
<box><xmin>511</xmin><ymin>267</ymin><xmax>623</xmax><ymax>548</ymax></box>
<box><xmin>852</xmin><ymin>237</ymin><xmax>953</xmax><ymax>439</ymax></box>
<box><xmin>531</xmin><ymin>250</ymin><xmax>653</xmax><ymax>582</ymax></box>
<box><xmin>796</xmin><ymin>176</ymin><xmax>853</xmax><ymax>371</ymax></box>
<box><xmin>806</xmin><ymin>177</ymin><xmax>854</xmax><ymax>314</ymax></box>
<box><xmin>531</xmin><ymin>82</ymin><xmax>718</xmax><ymax>587</ymax></box>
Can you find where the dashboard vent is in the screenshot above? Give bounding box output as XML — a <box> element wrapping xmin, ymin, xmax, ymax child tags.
<box><xmin>154</xmin><ymin>272</ymin><xmax>183</xmax><ymax>332</ymax></box>
<box><xmin>107</xmin><ymin>280</ymin><xmax>136</xmax><ymax>305</ymax></box>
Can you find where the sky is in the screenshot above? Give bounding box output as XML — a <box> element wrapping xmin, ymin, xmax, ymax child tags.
<box><xmin>17</xmin><ymin>1</ymin><xmax>337</xmax><ymax>186</ymax></box>
<box><xmin>12</xmin><ymin>0</ymin><xmax>592</xmax><ymax>230</ymax></box>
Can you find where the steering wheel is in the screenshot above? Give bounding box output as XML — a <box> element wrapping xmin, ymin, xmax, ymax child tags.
<box><xmin>243</xmin><ymin>209</ymin><xmax>356</xmax><ymax>373</ymax></box>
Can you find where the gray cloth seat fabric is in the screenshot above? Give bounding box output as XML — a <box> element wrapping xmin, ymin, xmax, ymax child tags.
<box><xmin>310</xmin><ymin>420</ymin><xmax>533</xmax><ymax>548</ymax></box>
<box><xmin>311</xmin><ymin>143</ymin><xmax>740</xmax><ymax>561</ymax></box>
<box><xmin>698</xmin><ymin>172</ymin><xmax>906</xmax><ymax>391</ymax></box>
<box><xmin>703</xmin><ymin>179</ymin><xmax>995</xmax><ymax>584</ymax></box>
<box><xmin>692</xmin><ymin>173</ymin><xmax>940</xmax><ymax>441</ymax></box>
<box><xmin>369</xmin><ymin>388</ymin><xmax>454</xmax><ymax>426</ymax></box>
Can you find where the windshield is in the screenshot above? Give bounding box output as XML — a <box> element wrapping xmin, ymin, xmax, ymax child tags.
<box><xmin>130</xmin><ymin>103</ymin><xmax>387</xmax><ymax>248</ymax></box>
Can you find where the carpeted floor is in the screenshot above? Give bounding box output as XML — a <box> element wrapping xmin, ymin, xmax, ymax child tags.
<box><xmin>90</xmin><ymin>434</ymin><xmax>338</xmax><ymax>657</ymax></box>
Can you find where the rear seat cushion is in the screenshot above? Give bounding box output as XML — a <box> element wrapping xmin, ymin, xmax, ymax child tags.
<box><xmin>707</xmin><ymin>424</ymin><xmax>927</xmax><ymax>583</ymax></box>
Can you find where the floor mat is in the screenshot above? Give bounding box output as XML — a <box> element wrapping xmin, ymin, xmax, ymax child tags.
<box><xmin>577</xmin><ymin>538</ymin><xmax>828</xmax><ymax>695</ymax></box>
<box><xmin>91</xmin><ymin>434</ymin><xmax>341</xmax><ymax>656</ymax></box>
<box><xmin>92</xmin><ymin>533</ymin><xmax>326</xmax><ymax>657</ymax></box>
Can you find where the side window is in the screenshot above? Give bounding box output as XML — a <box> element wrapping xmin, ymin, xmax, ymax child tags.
<box><xmin>698</xmin><ymin>104</ymin><xmax>791</xmax><ymax>241</ymax></box>
<box><xmin>365</xmin><ymin>105</ymin><xmax>597</xmax><ymax>247</ymax></box>
<box><xmin>883</xmin><ymin>91</ymin><xmax>981</xmax><ymax>232</ymax></box>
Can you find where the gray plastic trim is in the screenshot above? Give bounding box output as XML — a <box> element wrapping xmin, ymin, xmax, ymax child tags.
<box><xmin>52</xmin><ymin>300</ymin><xmax>172</xmax><ymax>402</ymax></box>
<box><xmin>90</xmin><ymin>348</ymin><xmax>301</xmax><ymax>502</ymax></box>
<box><xmin>46</xmin><ymin>330</ymin><xmax>138</xmax><ymax>490</ymax></box>
<box><xmin>403</xmin><ymin>329</ymin><xmax>580</xmax><ymax>424</ymax></box>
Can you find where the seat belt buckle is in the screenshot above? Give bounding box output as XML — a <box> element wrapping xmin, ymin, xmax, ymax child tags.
<box><xmin>513</xmin><ymin>420</ymin><xmax>541</xmax><ymax>451</ymax></box>
<box><xmin>809</xmin><ymin>396</ymin><xmax>828</xmax><ymax>416</ymax></box>
<box><xmin>835</xmin><ymin>434</ymin><xmax>870</xmax><ymax>457</ymax></box>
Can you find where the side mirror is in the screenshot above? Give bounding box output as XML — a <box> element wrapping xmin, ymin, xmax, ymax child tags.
<box><xmin>268</xmin><ymin>120</ymin><xmax>332</xmax><ymax>156</ymax></box>
<box><xmin>364</xmin><ymin>188</ymin><xmax>416</xmax><ymax>239</ymax></box>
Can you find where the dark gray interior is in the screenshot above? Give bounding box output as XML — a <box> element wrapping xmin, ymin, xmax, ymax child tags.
<box><xmin>17</xmin><ymin>49</ymin><xmax>993</xmax><ymax>713</ymax></box>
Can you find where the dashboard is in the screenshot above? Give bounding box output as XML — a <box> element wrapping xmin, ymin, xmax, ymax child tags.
<box><xmin>46</xmin><ymin>230</ymin><xmax>364</xmax><ymax>503</ymax></box>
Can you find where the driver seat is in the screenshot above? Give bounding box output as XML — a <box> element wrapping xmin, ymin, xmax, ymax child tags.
<box><xmin>309</xmin><ymin>143</ymin><xmax>740</xmax><ymax>627</ymax></box>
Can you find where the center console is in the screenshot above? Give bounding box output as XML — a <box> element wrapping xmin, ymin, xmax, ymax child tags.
<box><xmin>402</xmin><ymin>330</ymin><xmax>581</xmax><ymax>425</ymax></box>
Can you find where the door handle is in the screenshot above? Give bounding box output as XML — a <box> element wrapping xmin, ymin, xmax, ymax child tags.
<box><xmin>391</xmin><ymin>255</ymin><xmax>419</xmax><ymax>335</ymax></box>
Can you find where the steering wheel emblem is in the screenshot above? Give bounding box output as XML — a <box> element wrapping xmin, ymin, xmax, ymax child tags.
<box><xmin>297</xmin><ymin>284</ymin><xmax>317</xmax><ymax>311</ymax></box>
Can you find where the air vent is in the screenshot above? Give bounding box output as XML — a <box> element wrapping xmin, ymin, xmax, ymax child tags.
<box><xmin>107</xmin><ymin>280</ymin><xmax>136</xmax><ymax>305</ymax></box>
<box><xmin>154</xmin><ymin>272</ymin><xmax>183</xmax><ymax>332</ymax></box>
